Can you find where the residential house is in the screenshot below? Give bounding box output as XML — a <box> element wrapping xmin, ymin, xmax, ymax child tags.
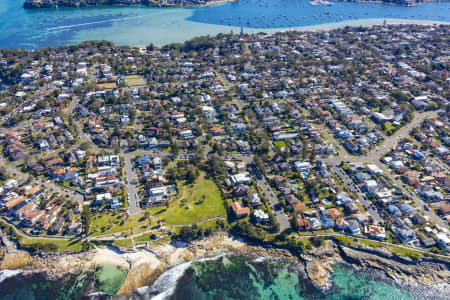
<box><xmin>231</xmin><ymin>202</ymin><xmax>250</xmax><ymax>218</ymax></box>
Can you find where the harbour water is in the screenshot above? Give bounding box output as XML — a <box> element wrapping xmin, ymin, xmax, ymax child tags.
<box><xmin>0</xmin><ymin>0</ymin><xmax>449</xmax><ymax>48</ymax></box>
<box><xmin>1</xmin><ymin>255</ymin><xmax>447</xmax><ymax>299</ymax></box>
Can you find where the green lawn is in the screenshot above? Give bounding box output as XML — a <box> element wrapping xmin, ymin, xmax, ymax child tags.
<box><xmin>125</xmin><ymin>75</ymin><xmax>147</xmax><ymax>87</ymax></box>
<box><xmin>113</xmin><ymin>238</ymin><xmax>133</xmax><ymax>249</ymax></box>
<box><xmin>90</xmin><ymin>213</ymin><xmax>152</xmax><ymax>237</ymax></box>
<box><xmin>19</xmin><ymin>236</ymin><xmax>84</xmax><ymax>252</ymax></box>
<box><xmin>334</xmin><ymin>235</ymin><xmax>424</xmax><ymax>260</ymax></box>
<box><xmin>1</xmin><ymin>219</ymin><xmax>85</xmax><ymax>252</ymax></box>
<box><xmin>146</xmin><ymin>173</ymin><xmax>226</xmax><ymax>225</ymax></box>
<box><xmin>274</xmin><ymin>141</ymin><xmax>286</xmax><ymax>148</ymax></box>
<box><xmin>383</xmin><ymin>122</ymin><xmax>396</xmax><ymax>135</ymax></box>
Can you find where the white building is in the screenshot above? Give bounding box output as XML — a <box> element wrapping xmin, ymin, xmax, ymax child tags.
<box><xmin>435</xmin><ymin>233</ymin><xmax>450</xmax><ymax>252</ymax></box>
<box><xmin>230</xmin><ymin>172</ymin><xmax>251</xmax><ymax>184</ymax></box>
<box><xmin>254</xmin><ymin>209</ymin><xmax>269</xmax><ymax>223</ymax></box>
<box><xmin>366</xmin><ymin>225</ymin><xmax>386</xmax><ymax>239</ymax></box>
<box><xmin>367</xmin><ymin>164</ymin><xmax>383</xmax><ymax>176</ymax></box>
<box><xmin>294</xmin><ymin>161</ymin><xmax>311</xmax><ymax>172</ymax></box>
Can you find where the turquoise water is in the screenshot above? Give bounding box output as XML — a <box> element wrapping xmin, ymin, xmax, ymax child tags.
<box><xmin>95</xmin><ymin>264</ymin><xmax>128</xmax><ymax>295</ymax></box>
<box><xmin>0</xmin><ymin>0</ymin><xmax>449</xmax><ymax>48</ymax></box>
<box><xmin>146</xmin><ymin>256</ymin><xmax>445</xmax><ymax>300</ymax></box>
<box><xmin>0</xmin><ymin>270</ymin><xmax>94</xmax><ymax>300</ymax></box>
<box><xmin>0</xmin><ymin>256</ymin><xmax>447</xmax><ymax>299</ymax></box>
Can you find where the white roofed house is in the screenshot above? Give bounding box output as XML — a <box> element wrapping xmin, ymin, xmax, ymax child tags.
<box><xmin>390</xmin><ymin>160</ymin><xmax>404</xmax><ymax>170</ymax></box>
<box><xmin>366</xmin><ymin>164</ymin><xmax>383</xmax><ymax>176</ymax></box>
<box><xmin>230</xmin><ymin>172</ymin><xmax>251</xmax><ymax>185</ymax></box>
<box><xmin>253</xmin><ymin>209</ymin><xmax>269</xmax><ymax>223</ymax></box>
<box><xmin>202</xmin><ymin>106</ymin><xmax>217</xmax><ymax>123</ymax></box>
<box><xmin>147</xmin><ymin>184</ymin><xmax>167</xmax><ymax>207</ymax></box>
<box><xmin>294</xmin><ymin>161</ymin><xmax>311</xmax><ymax>173</ymax></box>
<box><xmin>435</xmin><ymin>233</ymin><xmax>450</xmax><ymax>252</ymax></box>
<box><xmin>76</xmin><ymin>68</ymin><xmax>88</xmax><ymax>77</ymax></box>
<box><xmin>249</xmin><ymin>193</ymin><xmax>261</xmax><ymax>207</ymax></box>
<box><xmin>364</xmin><ymin>180</ymin><xmax>378</xmax><ymax>195</ymax></box>
<box><xmin>38</xmin><ymin>139</ymin><xmax>50</xmax><ymax>151</ymax></box>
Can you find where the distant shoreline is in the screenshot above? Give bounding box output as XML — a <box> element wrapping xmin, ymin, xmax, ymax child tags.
<box><xmin>333</xmin><ymin>0</ymin><xmax>450</xmax><ymax>7</ymax></box>
<box><xmin>133</xmin><ymin>18</ymin><xmax>450</xmax><ymax>47</ymax></box>
<box><xmin>283</xmin><ymin>18</ymin><xmax>450</xmax><ymax>32</ymax></box>
<box><xmin>23</xmin><ymin>0</ymin><xmax>237</xmax><ymax>10</ymax></box>
<box><xmin>23</xmin><ymin>0</ymin><xmax>450</xmax><ymax>9</ymax></box>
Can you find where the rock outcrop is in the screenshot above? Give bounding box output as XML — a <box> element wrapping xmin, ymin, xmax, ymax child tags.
<box><xmin>339</xmin><ymin>245</ymin><xmax>450</xmax><ymax>285</ymax></box>
<box><xmin>0</xmin><ymin>233</ymin><xmax>448</xmax><ymax>297</ymax></box>
<box><xmin>116</xmin><ymin>263</ymin><xmax>165</xmax><ymax>296</ymax></box>
<box><xmin>306</xmin><ymin>259</ymin><xmax>329</xmax><ymax>287</ymax></box>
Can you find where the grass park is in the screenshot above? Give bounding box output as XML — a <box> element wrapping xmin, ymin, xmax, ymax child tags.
<box><xmin>89</xmin><ymin>212</ymin><xmax>153</xmax><ymax>237</ymax></box>
<box><xmin>146</xmin><ymin>172</ymin><xmax>226</xmax><ymax>225</ymax></box>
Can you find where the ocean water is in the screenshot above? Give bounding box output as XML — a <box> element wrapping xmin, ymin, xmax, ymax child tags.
<box><xmin>143</xmin><ymin>256</ymin><xmax>446</xmax><ymax>300</ymax></box>
<box><xmin>0</xmin><ymin>264</ymin><xmax>126</xmax><ymax>299</ymax></box>
<box><xmin>0</xmin><ymin>270</ymin><xmax>94</xmax><ymax>300</ymax></box>
<box><xmin>0</xmin><ymin>0</ymin><xmax>449</xmax><ymax>48</ymax></box>
<box><xmin>95</xmin><ymin>264</ymin><xmax>128</xmax><ymax>295</ymax></box>
<box><xmin>0</xmin><ymin>256</ymin><xmax>447</xmax><ymax>299</ymax></box>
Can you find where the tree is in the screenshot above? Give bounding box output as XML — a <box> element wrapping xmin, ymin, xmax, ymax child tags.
<box><xmin>207</xmin><ymin>154</ymin><xmax>226</xmax><ymax>177</ymax></box>
<box><xmin>186</xmin><ymin>166</ymin><xmax>197</xmax><ymax>184</ymax></box>
<box><xmin>0</xmin><ymin>167</ymin><xmax>8</xmax><ymax>181</ymax></box>
<box><xmin>254</xmin><ymin>155</ymin><xmax>266</xmax><ymax>176</ymax></box>
<box><xmin>80</xmin><ymin>142</ymin><xmax>91</xmax><ymax>152</ymax></box>
<box><xmin>82</xmin><ymin>206</ymin><xmax>92</xmax><ymax>236</ymax></box>
<box><xmin>310</xmin><ymin>143</ymin><xmax>316</xmax><ymax>162</ymax></box>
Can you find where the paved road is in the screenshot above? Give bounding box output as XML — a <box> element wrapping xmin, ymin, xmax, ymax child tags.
<box><xmin>322</xmin><ymin>110</ymin><xmax>447</xmax><ymax>229</ymax></box>
<box><xmin>66</xmin><ymin>96</ymin><xmax>79</xmax><ymax>115</ymax></box>
<box><xmin>256</xmin><ymin>176</ymin><xmax>291</xmax><ymax>230</ymax></box>
<box><xmin>123</xmin><ymin>155</ymin><xmax>141</xmax><ymax>215</ymax></box>
<box><xmin>329</xmin><ymin>162</ymin><xmax>383</xmax><ymax>224</ymax></box>
<box><xmin>365</xmin><ymin>110</ymin><xmax>439</xmax><ymax>161</ymax></box>
<box><xmin>228</xmin><ymin>153</ymin><xmax>291</xmax><ymax>231</ymax></box>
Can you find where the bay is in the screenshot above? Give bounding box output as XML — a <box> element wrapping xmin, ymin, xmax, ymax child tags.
<box><xmin>0</xmin><ymin>0</ymin><xmax>449</xmax><ymax>49</ymax></box>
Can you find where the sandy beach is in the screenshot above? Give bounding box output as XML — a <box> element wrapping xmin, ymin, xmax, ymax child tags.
<box><xmin>132</xmin><ymin>18</ymin><xmax>449</xmax><ymax>48</ymax></box>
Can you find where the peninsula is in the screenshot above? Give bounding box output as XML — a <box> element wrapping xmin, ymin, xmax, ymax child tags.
<box><xmin>23</xmin><ymin>0</ymin><xmax>235</xmax><ymax>9</ymax></box>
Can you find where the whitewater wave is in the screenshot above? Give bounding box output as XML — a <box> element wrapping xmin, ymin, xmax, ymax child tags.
<box><xmin>0</xmin><ymin>270</ymin><xmax>24</xmax><ymax>283</ymax></box>
<box><xmin>137</xmin><ymin>254</ymin><xmax>228</xmax><ymax>300</ymax></box>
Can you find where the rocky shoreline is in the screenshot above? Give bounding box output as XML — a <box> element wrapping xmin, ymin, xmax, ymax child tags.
<box><xmin>1</xmin><ymin>232</ymin><xmax>449</xmax><ymax>297</ymax></box>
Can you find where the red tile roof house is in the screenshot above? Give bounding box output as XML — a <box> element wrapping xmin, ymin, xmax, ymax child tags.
<box><xmin>327</xmin><ymin>208</ymin><xmax>341</xmax><ymax>218</ymax></box>
<box><xmin>231</xmin><ymin>202</ymin><xmax>250</xmax><ymax>218</ymax></box>
<box><xmin>402</xmin><ymin>170</ymin><xmax>420</xmax><ymax>187</ymax></box>
<box><xmin>296</xmin><ymin>218</ymin><xmax>312</xmax><ymax>231</ymax></box>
